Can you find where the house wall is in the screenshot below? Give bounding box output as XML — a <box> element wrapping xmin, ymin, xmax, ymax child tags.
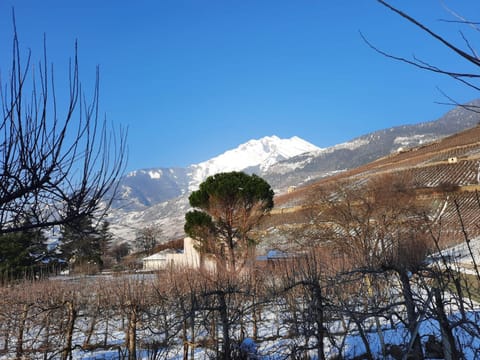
<box><xmin>143</xmin><ymin>237</ymin><xmax>216</xmax><ymax>271</ymax></box>
<box><xmin>143</xmin><ymin>257</ymin><xmax>167</xmax><ymax>270</ymax></box>
<box><xmin>165</xmin><ymin>237</ymin><xmax>201</xmax><ymax>267</ymax></box>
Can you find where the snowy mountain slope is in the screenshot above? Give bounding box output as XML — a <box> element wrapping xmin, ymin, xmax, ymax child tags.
<box><xmin>113</xmin><ymin>167</ymin><xmax>189</xmax><ymax>211</ymax></box>
<box><xmin>109</xmin><ymin>99</ymin><xmax>480</xmax><ymax>243</ymax></box>
<box><xmin>108</xmin><ymin>135</ymin><xmax>321</xmax><ymax>240</ymax></box>
<box><xmin>261</xmin><ymin>99</ymin><xmax>480</xmax><ymax>191</ymax></box>
<box><xmin>187</xmin><ymin>135</ymin><xmax>320</xmax><ymax>190</ymax></box>
<box><xmin>109</xmin><ymin>196</ymin><xmax>189</xmax><ymax>243</ymax></box>
<box><xmin>113</xmin><ymin>135</ymin><xmax>320</xmax><ymax>211</ymax></box>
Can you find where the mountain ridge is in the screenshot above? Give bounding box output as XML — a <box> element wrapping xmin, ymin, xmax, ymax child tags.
<box><xmin>187</xmin><ymin>135</ymin><xmax>320</xmax><ymax>191</ymax></box>
<box><xmin>109</xmin><ymin>99</ymin><xmax>480</xmax><ymax>243</ymax></box>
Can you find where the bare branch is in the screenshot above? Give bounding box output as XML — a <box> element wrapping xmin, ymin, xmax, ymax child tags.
<box><xmin>0</xmin><ymin>14</ymin><xmax>127</xmax><ymax>234</ymax></box>
<box><xmin>376</xmin><ymin>0</ymin><xmax>480</xmax><ymax>67</ymax></box>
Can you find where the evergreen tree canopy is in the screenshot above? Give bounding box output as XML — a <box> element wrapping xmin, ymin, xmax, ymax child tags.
<box><xmin>60</xmin><ymin>215</ymin><xmax>108</xmax><ymax>272</ymax></box>
<box><xmin>0</xmin><ymin>225</ymin><xmax>48</xmax><ymax>279</ymax></box>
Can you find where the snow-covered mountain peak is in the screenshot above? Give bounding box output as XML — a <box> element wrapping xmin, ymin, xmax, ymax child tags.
<box><xmin>188</xmin><ymin>135</ymin><xmax>320</xmax><ymax>189</ymax></box>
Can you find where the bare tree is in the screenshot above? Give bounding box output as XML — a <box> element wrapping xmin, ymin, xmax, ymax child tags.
<box><xmin>135</xmin><ymin>224</ymin><xmax>162</xmax><ymax>254</ymax></box>
<box><xmin>277</xmin><ymin>248</ymin><xmax>336</xmax><ymax>360</ymax></box>
<box><xmin>110</xmin><ymin>241</ymin><xmax>131</xmax><ymax>264</ymax></box>
<box><xmin>359</xmin><ymin>3</ymin><xmax>480</xmax><ymax>356</ymax></box>
<box><xmin>309</xmin><ymin>175</ymin><xmax>433</xmax><ymax>359</ymax></box>
<box><xmin>0</xmin><ymin>14</ymin><xmax>126</xmax><ymax>235</ymax></box>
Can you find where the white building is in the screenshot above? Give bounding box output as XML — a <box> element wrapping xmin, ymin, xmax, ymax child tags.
<box><xmin>143</xmin><ymin>237</ymin><xmax>294</xmax><ymax>272</ymax></box>
<box><xmin>142</xmin><ymin>237</ymin><xmax>215</xmax><ymax>271</ymax></box>
<box><xmin>142</xmin><ymin>249</ymin><xmax>177</xmax><ymax>270</ymax></box>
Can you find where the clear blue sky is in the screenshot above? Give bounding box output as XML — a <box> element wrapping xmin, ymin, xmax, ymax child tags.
<box><xmin>0</xmin><ymin>1</ymin><xmax>479</xmax><ymax>171</ymax></box>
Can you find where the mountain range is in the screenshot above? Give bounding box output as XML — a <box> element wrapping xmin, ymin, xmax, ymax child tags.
<box><xmin>108</xmin><ymin>99</ymin><xmax>480</xmax><ymax>243</ymax></box>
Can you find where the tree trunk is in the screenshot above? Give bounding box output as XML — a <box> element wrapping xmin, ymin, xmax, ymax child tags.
<box><xmin>227</xmin><ymin>243</ymin><xmax>236</xmax><ymax>273</ymax></box>
<box><xmin>15</xmin><ymin>303</ymin><xmax>29</xmax><ymax>358</ymax></box>
<box><xmin>433</xmin><ymin>287</ymin><xmax>460</xmax><ymax>360</ymax></box>
<box><xmin>103</xmin><ymin>314</ymin><xmax>109</xmax><ymax>347</ymax></box>
<box><xmin>61</xmin><ymin>301</ymin><xmax>77</xmax><ymax>360</ymax></box>
<box><xmin>351</xmin><ymin>315</ymin><xmax>374</xmax><ymax>360</ymax></box>
<box><xmin>365</xmin><ymin>275</ymin><xmax>386</xmax><ymax>357</ymax></box>
<box><xmin>211</xmin><ymin>316</ymin><xmax>218</xmax><ymax>358</ymax></box>
<box><xmin>218</xmin><ymin>292</ymin><xmax>230</xmax><ymax>360</ymax></box>
<box><xmin>312</xmin><ymin>285</ymin><xmax>326</xmax><ymax>360</ymax></box>
<box><xmin>190</xmin><ymin>308</ymin><xmax>196</xmax><ymax>360</ymax></box>
<box><xmin>42</xmin><ymin>311</ymin><xmax>52</xmax><ymax>359</ymax></box>
<box><xmin>127</xmin><ymin>307</ymin><xmax>137</xmax><ymax>360</ymax></box>
<box><xmin>398</xmin><ymin>270</ymin><xmax>423</xmax><ymax>360</ymax></box>
<box><xmin>252</xmin><ymin>302</ymin><xmax>259</xmax><ymax>341</ymax></box>
<box><xmin>183</xmin><ymin>319</ymin><xmax>188</xmax><ymax>360</ymax></box>
<box><xmin>83</xmin><ymin>310</ymin><xmax>97</xmax><ymax>348</ymax></box>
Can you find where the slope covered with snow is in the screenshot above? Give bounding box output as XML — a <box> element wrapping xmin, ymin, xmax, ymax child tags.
<box><xmin>188</xmin><ymin>135</ymin><xmax>320</xmax><ymax>189</ymax></box>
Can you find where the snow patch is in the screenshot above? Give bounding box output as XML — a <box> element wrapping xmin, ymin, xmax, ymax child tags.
<box><xmin>326</xmin><ymin>138</ymin><xmax>370</xmax><ymax>152</ymax></box>
<box><xmin>394</xmin><ymin>134</ymin><xmax>437</xmax><ymax>146</ymax></box>
<box><xmin>147</xmin><ymin>170</ymin><xmax>163</xmax><ymax>179</ymax></box>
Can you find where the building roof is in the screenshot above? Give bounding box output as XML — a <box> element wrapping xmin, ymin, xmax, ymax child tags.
<box><xmin>256</xmin><ymin>249</ymin><xmax>292</xmax><ymax>261</ymax></box>
<box><xmin>143</xmin><ymin>249</ymin><xmax>180</xmax><ymax>261</ymax></box>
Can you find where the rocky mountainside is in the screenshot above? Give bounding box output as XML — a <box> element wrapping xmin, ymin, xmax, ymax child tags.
<box><xmin>261</xmin><ymin>100</ymin><xmax>480</xmax><ymax>190</ymax></box>
<box><xmin>114</xmin><ymin>168</ymin><xmax>189</xmax><ymax>211</ymax></box>
<box><xmin>108</xmin><ymin>100</ymin><xmax>480</xmax><ymax>243</ymax></box>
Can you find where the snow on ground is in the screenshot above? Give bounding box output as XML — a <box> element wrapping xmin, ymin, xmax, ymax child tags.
<box><xmin>55</xmin><ymin>279</ymin><xmax>480</xmax><ymax>360</ymax></box>
<box><xmin>69</xmin><ymin>309</ymin><xmax>480</xmax><ymax>359</ymax></box>
<box><xmin>4</xmin><ymin>248</ymin><xmax>480</xmax><ymax>360</ymax></box>
<box><xmin>438</xmin><ymin>237</ymin><xmax>480</xmax><ymax>275</ymax></box>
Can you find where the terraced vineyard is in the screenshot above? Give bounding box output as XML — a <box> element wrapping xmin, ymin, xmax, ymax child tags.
<box><xmin>430</xmin><ymin>191</ymin><xmax>480</xmax><ymax>245</ymax></box>
<box><xmin>397</xmin><ymin>160</ymin><xmax>479</xmax><ymax>188</ymax></box>
<box><xmin>271</xmin><ymin>125</ymin><xmax>480</xmax><ymax>247</ymax></box>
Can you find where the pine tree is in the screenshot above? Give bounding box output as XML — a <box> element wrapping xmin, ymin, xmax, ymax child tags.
<box><xmin>60</xmin><ymin>215</ymin><xmax>103</xmax><ymax>273</ymax></box>
<box><xmin>98</xmin><ymin>221</ymin><xmax>114</xmax><ymax>261</ymax></box>
<box><xmin>0</xmin><ymin>223</ymin><xmax>48</xmax><ymax>280</ymax></box>
<box><xmin>185</xmin><ymin>171</ymin><xmax>274</xmax><ymax>272</ymax></box>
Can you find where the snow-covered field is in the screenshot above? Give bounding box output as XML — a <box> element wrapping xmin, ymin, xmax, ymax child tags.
<box><xmin>1</xmin><ymin>256</ymin><xmax>479</xmax><ymax>360</ymax></box>
<box><xmin>438</xmin><ymin>237</ymin><xmax>480</xmax><ymax>276</ymax></box>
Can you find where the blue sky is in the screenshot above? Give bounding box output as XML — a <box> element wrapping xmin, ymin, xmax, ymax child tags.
<box><xmin>0</xmin><ymin>1</ymin><xmax>479</xmax><ymax>171</ymax></box>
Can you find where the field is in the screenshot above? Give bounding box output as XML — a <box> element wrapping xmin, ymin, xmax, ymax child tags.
<box><xmin>1</xmin><ymin>244</ymin><xmax>480</xmax><ymax>360</ymax></box>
